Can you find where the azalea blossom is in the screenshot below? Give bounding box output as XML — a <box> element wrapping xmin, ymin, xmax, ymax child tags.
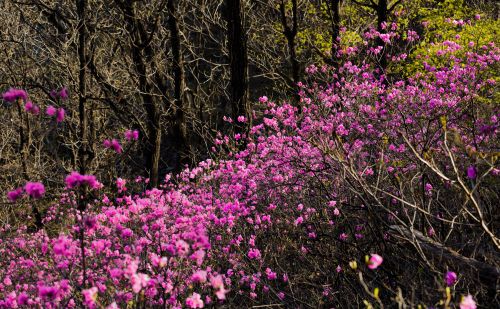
<box><xmin>368</xmin><ymin>254</ymin><xmax>383</xmax><ymax>269</ymax></box>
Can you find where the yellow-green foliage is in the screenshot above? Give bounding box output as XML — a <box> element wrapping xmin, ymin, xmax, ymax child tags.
<box><xmin>396</xmin><ymin>0</ymin><xmax>499</xmax><ymax>76</ymax></box>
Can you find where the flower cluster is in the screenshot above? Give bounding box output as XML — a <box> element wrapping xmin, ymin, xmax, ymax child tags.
<box><xmin>6</xmin><ymin>181</ymin><xmax>45</xmax><ymax>201</ymax></box>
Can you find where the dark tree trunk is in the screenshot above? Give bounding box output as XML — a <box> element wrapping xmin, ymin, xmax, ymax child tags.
<box><xmin>376</xmin><ymin>0</ymin><xmax>388</xmax><ymax>73</ymax></box>
<box><xmin>280</xmin><ymin>0</ymin><xmax>300</xmax><ymax>85</ymax></box>
<box><xmin>225</xmin><ymin>0</ymin><xmax>249</xmax><ymax>131</ymax></box>
<box><xmin>77</xmin><ymin>0</ymin><xmax>89</xmax><ymax>176</ymax></box>
<box><xmin>167</xmin><ymin>0</ymin><xmax>189</xmax><ymax>168</ymax></box>
<box><xmin>118</xmin><ymin>0</ymin><xmax>162</xmax><ymax>187</ymax></box>
<box><xmin>328</xmin><ymin>0</ymin><xmax>341</xmax><ymax>68</ymax></box>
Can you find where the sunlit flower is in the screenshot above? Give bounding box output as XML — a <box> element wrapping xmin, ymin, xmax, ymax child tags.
<box><xmin>368</xmin><ymin>254</ymin><xmax>383</xmax><ymax>269</ymax></box>
<box><xmin>460</xmin><ymin>295</ymin><xmax>477</xmax><ymax>309</ymax></box>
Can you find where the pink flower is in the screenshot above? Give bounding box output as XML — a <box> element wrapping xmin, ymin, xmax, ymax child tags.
<box><xmin>339</xmin><ymin>233</ymin><xmax>348</xmax><ymax>241</ymax></box>
<box><xmin>460</xmin><ymin>295</ymin><xmax>477</xmax><ymax>309</ymax></box>
<box><xmin>186</xmin><ymin>293</ymin><xmax>204</xmax><ymax>308</ymax></box>
<box><xmin>266</xmin><ymin>268</ymin><xmax>277</xmax><ymax>280</ymax></box>
<box><xmin>59</xmin><ymin>87</ymin><xmax>69</xmax><ymax>101</ymax></box>
<box><xmin>38</xmin><ymin>285</ymin><xmax>59</xmax><ymax>300</ymax></box>
<box><xmin>467</xmin><ymin>166</ymin><xmax>477</xmax><ymax>179</ymax></box>
<box><xmin>56</xmin><ymin>108</ymin><xmax>65</xmax><ymax>122</ymax></box>
<box><xmin>106</xmin><ymin>302</ymin><xmax>119</xmax><ymax>309</ymax></box>
<box><xmin>379</xmin><ymin>33</ymin><xmax>391</xmax><ymax>44</ymax></box>
<box><xmin>2</xmin><ymin>88</ymin><xmax>27</xmax><ymax>102</ymax></box>
<box><xmin>190</xmin><ymin>249</ymin><xmax>206</xmax><ymax>266</ymax></box>
<box><xmin>259</xmin><ymin>96</ymin><xmax>268</xmax><ymax>103</ymax></box>
<box><xmin>247</xmin><ymin>249</ymin><xmax>260</xmax><ymax>260</ymax></box>
<box><xmin>31</xmin><ymin>104</ymin><xmax>40</xmax><ymax>115</ymax></box>
<box><xmin>111</xmin><ymin>139</ymin><xmax>122</xmax><ymax>154</ymax></box>
<box><xmin>103</xmin><ymin>139</ymin><xmax>123</xmax><ymax>153</ymax></box>
<box><xmin>116</xmin><ymin>178</ymin><xmax>127</xmax><ymax>193</ymax></box>
<box><xmin>210</xmin><ymin>274</ymin><xmax>229</xmax><ymax>300</ymax></box>
<box><xmin>7</xmin><ymin>187</ymin><xmax>23</xmax><ymax>202</ymax></box>
<box><xmin>125</xmin><ymin>129</ymin><xmax>139</xmax><ymax>141</ymax></box>
<box><xmin>368</xmin><ymin>254</ymin><xmax>383</xmax><ymax>269</ymax></box>
<box><xmin>65</xmin><ymin>171</ymin><xmax>100</xmax><ymax>189</ymax></box>
<box><xmin>294</xmin><ymin>216</ymin><xmax>303</xmax><ymax>226</ymax></box>
<box><xmin>82</xmin><ymin>287</ymin><xmax>98</xmax><ymax>308</ymax></box>
<box><xmin>191</xmin><ymin>270</ymin><xmax>208</xmax><ymax>283</ymax></box>
<box><xmin>237</xmin><ymin>116</ymin><xmax>246</xmax><ymax>122</ymax></box>
<box><xmin>175</xmin><ymin>240</ymin><xmax>190</xmax><ymax>256</ymax></box>
<box><xmin>24</xmin><ymin>182</ymin><xmax>45</xmax><ymax>199</ymax></box>
<box><xmin>445</xmin><ymin>271</ymin><xmax>457</xmax><ymax>286</ymax></box>
<box><xmin>24</xmin><ymin>101</ymin><xmax>34</xmax><ymax>113</ymax></box>
<box><xmin>46</xmin><ymin>105</ymin><xmax>57</xmax><ymax>116</ymax></box>
<box><xmin>131</xmin><ymin>273</ymin><xmax>150</xmax><ymax>293</ymax></box>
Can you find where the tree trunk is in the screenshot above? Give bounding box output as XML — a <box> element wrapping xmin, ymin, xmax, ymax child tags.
<box><xmin>76</xmin><ymin>0</ymin><xmax>89</xmax><ymax>176</ymax></box>
<box><xmin>225</xmin><ymin>0</ymin><xmax>249</xmax><ymax>131</ymax></box>
<box><xmin>280</xmin><ymin>0</ymin><xmax>300</xmax><ymax>85</ymax></box>
<box><xmin>376</xmin><ymin>0</ymin><xmax>388</xmax><ymax>73</ymax></box>
<box><xmin>119</xmin><ymin>0</ymin><xmax>162</xmax><ymax>187</ymax></box>
<box><xmin>328</xmin><ymin>0</ymin><xmax>341</xmax><ymax>68</ymax></box>
<box><xmin>167</xmin><ymin>0</ymin><xmax>189</xmax><ymax>168</ymax></box>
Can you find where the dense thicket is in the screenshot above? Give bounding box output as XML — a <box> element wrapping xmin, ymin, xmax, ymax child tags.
<box><xmin>0</xmin><ymin>0</ymin><xmax>498</xmax><ymax>308</ymax></box>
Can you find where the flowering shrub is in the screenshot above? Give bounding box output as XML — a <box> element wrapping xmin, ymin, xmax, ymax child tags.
<box><xmin>1</xmin><ymin>29</ymin><xmax>498</xmax><ymax>308</ymax></box>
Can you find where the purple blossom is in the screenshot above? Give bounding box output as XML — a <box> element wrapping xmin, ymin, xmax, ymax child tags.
<box><xmin>445</xmin><ymin>271</ymin><xmax>457</xmax><ymax>286</ymax></box>
<box><xmin>2</xmin><ymin>88</ymin><xmax>27</xmax><ymax>102</ymax></box>
<box><xmin>467</xmin><ymin>166</ymin><xmax>477</xmax><ymax>179</ymax></box>
<box><xmin>46</xmin><ymin>105</ymin><xmax>57</xmax><ymax>116</ymax></box>
<box><xmin>56</xmin><ymin>108</ymin><xmax>65</xmax><ymax>122</ymax></box>
<box><xmin>24</xmin><ymin>182</ymin><xmax>45</xmax><ymax>199</ymax></box>
<box><xmin>7</xmin><ymin>187</ymin><xmax>23</xmax><ymax>202</ymax></box>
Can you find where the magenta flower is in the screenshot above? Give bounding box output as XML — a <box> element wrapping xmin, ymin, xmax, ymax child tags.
<box><xmin>210</xmin><ymin>275</ymin><xmax>229</xmax><ymax>300</ymax></box>
<box><xmin>56</xmin><ymin>108</ymin><xmax>65</xmax><ymax>122</ymax></box>
<box><xmin>125</xmin><ymin>129</ymin><xmax>139</xmax><ymax>141</ymax></box>
<box><xmin>24</xmin><ymin>182</ymin><xmax>45</xmax><ymax>199</ymax></box>
<box><xmin>7</xmin><ymin>187</ymin><xmax>23</xmax><ymax>202</ymax></box>
<box><xmin>59</xmin><ymin>87</ymin><xmax>69</xmax><ymax>101</ymax></box>
<box><xmin>445</xmin><ymin>271</ymin><xmax>457</xmax><ymax>286</ymax></box>
<box><xmin>368</xmin><ymin>254</ymin><xmax>383</xmax><ymax>269</ymax></box>
<box><xmin>131</xmin><ymin>273</ymin><xmax>150</xmax><ymax>293</ymax></box>
<box><xmin>339</xmin><ymin>233</ymin><xmax>348</xmax><ymax>241</ymax></box>
<box><xmin>467</xmin><ymin>166</ymin><xmax>477</xmax><ymax>179</ymax></box>
<box><xmin>31</xmin><ymin>104</ymin><xmax>40</xmax><ymax>115</ymax></box>
<box><xmin>2</xmin><ymin>88</ymin><xmax>27</xmax><ymax>102</ymax></box>
<box><xmin>266</xmin><ymin>268</ymin><xmax>277</xmax><ymax>280</ymax></box>
<box><xmin>82</xmin><ymin>287</ymin><xmax>98</xmax><ymax>308</ymax></box>
<box><xmin>111</xmin><ymin>139</ymin><xmax>122</xmax><ymax>153</ymax></box>
<box><xmin>186</xmin><ymin>293</ymin><xmax>204</xmax><ymax>308</ymax></box>
<box><xmin>460</xmin><ymin>295</ymin><xmax>477</xmax><ymax>309</ymax></box>
<box><xmin>38</xmin><ymin>285</ymin><xmax>58</xmax><ymax>301</ymax></box>
<box><xmin>247</xmin><ymin>248</ymin><xmax>261</xmax><ymax>260</ymax></box>
<box><xmin>191</xmin><ymin>270</ymin><xmax>207</xmax><ymax>283</ymax></box>
<box><xmin>116</xmin><ymin>177</ymin><xmax>127</xmax><ymax>193</ymax></box>
<box><xmin>294</xmin><ymin>216</ymin><xmax>304</xmax><ymax>226</ymax></box>
<box><xmin>104</xmin><ymin>139</ymin><xmax>122</xmax><ymax>153</ymax></box>
<box><xmin>25</xmin><ymin>101</ymin><xmax>40</xmax><ymax>115</ymax></box>
<box><xmin>46</xmin><ymin>105</ymin><xmax>56</xmax><ymax>116</ymax></box>
<box><xmin>65</xmin><ymin>171</ymin><xmax>100</xmax><ymax>189</ymax></box>
<box><xmin>24</xmin><ymin>101</ymin><xmax>34</xmax><ymax>112</ymax></box>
